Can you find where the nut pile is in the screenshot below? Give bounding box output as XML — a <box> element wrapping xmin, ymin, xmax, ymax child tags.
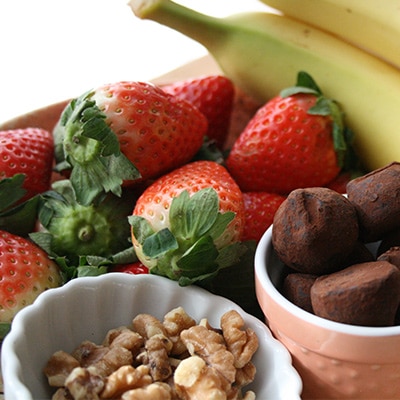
<box><xmin>272</xmin><ymin>162</ymin><xmax>400</xmax><ymax>327</ymax></box>
<box><xmin>44</xmin><ymin>307</ymin><xmax>259</xmax><ymax>399</ymax></box>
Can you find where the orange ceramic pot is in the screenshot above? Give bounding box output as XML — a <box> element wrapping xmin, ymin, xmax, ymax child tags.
<box><xmin>255</xmin><ymin>226</ymin><xmax>400</xmax><ymax>400</ymax></box>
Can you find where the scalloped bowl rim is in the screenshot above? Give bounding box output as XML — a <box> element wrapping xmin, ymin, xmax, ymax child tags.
<box><xmin>1</xmin><ymin>273</ymin><xmax>302</xmax><ymax>399</ymax></box>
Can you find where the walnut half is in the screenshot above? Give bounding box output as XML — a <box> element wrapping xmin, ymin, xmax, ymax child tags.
<box><xmin>44</xmin><ymin>351</ymin><xmax>80</xmax><ymax>388</ymax></box>
<box><xmin>174</xmin><ymin>355</ymin><xmax>229</xmax><ymax>400</ymax></box>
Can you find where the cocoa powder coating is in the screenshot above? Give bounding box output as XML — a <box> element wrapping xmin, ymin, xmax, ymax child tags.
<box><xmin>310</xmin><ymin>261</ymin><xmax>400</xmax><ymax>326</ymax></box>
<box><xmin>346</xmin><ymin>161</ymin><xmax>400</xmax><ymax>243</ymax></box>
<box><xmin>272</xmin><ymin>187</ymin><xmax>359</xmax><ymax>275</ymax></box>
<box><xmin>378</xmin><ymin>246</ymin><xmax>400</xmax><ymax>269</ymax></box>
<box><xmin>282</xmin><ymin>273</ymin><xmax>317</xmax><ymax>313</ymax></box>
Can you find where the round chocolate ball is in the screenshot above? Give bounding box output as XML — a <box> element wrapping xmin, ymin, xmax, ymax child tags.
<box><xmin>346</xmin><ymin>162</ymin><xmax>400</xmax><ymax>243</ymax></box>
<box><xmin>272</xmin><ymin>187</ymin><xmax>359</xmax><ymax>275</ymax></box>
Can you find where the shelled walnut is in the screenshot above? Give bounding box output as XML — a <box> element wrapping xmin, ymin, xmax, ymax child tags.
<box><xmin>44</xmin><ymin>307</ymin><xmax>259</xmax><ymax>399</ymax></box>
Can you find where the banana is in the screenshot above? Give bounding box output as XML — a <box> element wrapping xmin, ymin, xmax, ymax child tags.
<box><xmin>129</xmin><ymin>0</ymin><xmax>400</xmax><ymax>171</ymax></box>
<box><xmin>257</xmin><ymin>0</ymin><xmax>400</xmax><ymax>70</ymax></box>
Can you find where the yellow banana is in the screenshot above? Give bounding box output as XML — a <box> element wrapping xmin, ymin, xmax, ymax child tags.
<box><xmin>257</xmin><ymin>0</ymin><xmax>400</xmax><ymax>70</ymax></box>
<box><xmin>129</xmin><ymin>0</ymin><xmax>400</xmax><ymax>171</ymax></box>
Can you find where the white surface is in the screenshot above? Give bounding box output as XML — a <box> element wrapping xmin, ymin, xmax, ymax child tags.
<box><xmin>2</xmin><ymin>273</ymin><xmax>302</xmax><ymax>400</ymax></box>
<box><xmin>0</xmin><ymin>0</ymin><xmax>270</xmax><ymax>122</ymax></box>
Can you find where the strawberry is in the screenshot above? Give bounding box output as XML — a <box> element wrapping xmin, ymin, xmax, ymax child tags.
<box><xmin>242</xmin><ymin>192</ymin><xmax>286</xmax><ymax>242</ymax></box>
<box><xmin>324</xmin><ymin>169</ymin><xmax>365</xmax><ymax>194</ymax></box>
<box><xmin>129</xmin><ymin>160</ymin><xmax>246</xmax><ymax>286</ymax></box>
<box><xmin>162</xmin><ymin>75</ymin><xmax>235</xmax><ymax>148</ymax></box>
<box><xmin>226</xmin><ymin>72</ymin><xmax>355</xmax><ymax>194</ymax></box>
<box><xmin>0</xmin><ymin>128</ymin><xmax>54</xmax><ymax>202</ymax></box>
<box><xmin>109</xmin><ymin>261</ymin><xmax>149</xmax><ymax>275</ymax></box>
<box><xmin>0</xmin><ymin>230</ymin><xmax>62</xmax><ymax>337</ymax></box>
<box><xmin>324</xmin><ymin>171</ymin><xmax>353</xmax><ymax>194</ymax></box>
<box><xmin>54</xmin><ymin>81</ymin><xmax>208</xmax><ymax>205</ymax></box>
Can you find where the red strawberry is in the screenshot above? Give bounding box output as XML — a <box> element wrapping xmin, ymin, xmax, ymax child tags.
<box><xmin>0</xmin><ymin>128</ymin><xmax>54</xmax><ymax>202</ymax></box>
<box><xmin>109</xmin><ymin>261</ymin><xmax>149</xmax><ymax>275</ymax></box>
<box><xmin>0</xmin><ymin>230</ymin><xmax>62</xmax><ymax>334</ymax></box>
<box><xmin>324</xmin><ymin>171</ymin><xmax>353</xmax><ymax>194</ymax></box>
<box><xmin>162</xmin><ymin>75</ymin><xmax>235</xmax><ymax>148</ymax></box>
<box><xmin>226</xmin><ymin>72</ymin><xmax>354</xmax><ymax>194</ymax></box>
<box><xmin>54</xmin><ymin>81</ymin><xmax>208</xmax><ymax>205</ymax></box>
<box><xmin>129</xmin><ymin>160</ymin><xmax>246</xmax><ymax>286</ymax></box>
<box><xmin>242</xmin><ymin>192</ymin><xmax>286</xmax><ymax>242</ymax></box>
<box><xmin>325</xmin><ymin>170</ymin><xmax>365</xmax><ymax>194</ymax></box>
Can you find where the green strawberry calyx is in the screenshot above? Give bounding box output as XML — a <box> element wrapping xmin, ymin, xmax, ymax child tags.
<box><xmin>54</xmin><ymin>91</ymin><xmax>140</xmax><ymax>205</ymax></box>
<box><xmin>0</xmin><ymin>323</ymin><xmax>11</xmax><ymax>341</ymax></box>
<box><xmin>129</xmin><ymin>187</ymin><xmax>247</xmax><ymax>286</ymax></box>
<box><xmin>280</xmin><ymin>71</ymin><xmax>359</xmax><ymax>171</ymax></box>
<box><xmin>0</xmin><ymin>174</ymin><xmax>26</xmax><ymax>210</ymax></box>
<box><xmin>30</xmin><ymin>179</ymin><xmax>137</xmax><ymax>280</ymax></box>
<box><xmin>0</xmin><ymin>174</ymin><xmax>41</xmax><ymax>236</ymax></box>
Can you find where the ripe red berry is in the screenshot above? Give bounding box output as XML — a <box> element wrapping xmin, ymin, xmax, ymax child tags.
<box><xmin>0</xmin><ymin>128</ymin><xmax>54</xmax><ymax>201</ymax></box>
<box><xmin>242</xmin><ymin>192</ymin><xmax>286</xmax><ymax>242</ymax></box>
<box><xmin>0</xmin><ymin>230</ymin><xmax>62</xmax><ymax>326</ymax></box>
<box><xmin>163</xmin><ymin>75</ymin><xmax>235</xmax><ymax>148</ymax></box>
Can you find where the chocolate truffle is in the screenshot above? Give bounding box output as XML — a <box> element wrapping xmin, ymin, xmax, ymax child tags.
<box><xmin>346</xmin><ymin>162</ymin><xmax>400</xmax><ymax>243</ymax></box>
<box><xmin>377</xmin><ymin>228</ymin><xmax>400</xmax><ymax>255</ymax></box>
<box><xmin>272</xmin><ymin>187</ymin><xmax>359</xmax><ymax>275</ymax></box>
<box><xmin>282</xmin><ymin>273</ymin><xmax>317</xmax><ymax>313</ymax></box>
<box><xmin>310</xmin><ymin>261</ymin><xmax>400</xmax><ymax>326</ymax></box>
<box><xmin>378</xmin><ymin>246</ymin><xmax>400</xmax><ymax>269</ymax></box>
<box><xmin>343</xmin><ymin>241</ymin><xmax>375</xmax><ymax>267</ymax></box>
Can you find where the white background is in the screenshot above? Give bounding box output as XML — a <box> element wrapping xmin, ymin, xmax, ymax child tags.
<box><xmin>0</xmin><ymin>0</ymin><xmax>272</xmax><ymax>122</ymax></box>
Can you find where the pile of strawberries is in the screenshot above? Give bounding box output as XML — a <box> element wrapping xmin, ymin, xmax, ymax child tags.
<box><xmin>0</xmin><ymin>73</ymin><xmax>359</xmax><ymax>332</ymax></box>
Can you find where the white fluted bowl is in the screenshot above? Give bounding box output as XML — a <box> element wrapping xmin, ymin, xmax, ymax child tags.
<box><xmin>1</xmin><ymin>273</ymin><xmax>301</xmax><ymax>399</ymax></box>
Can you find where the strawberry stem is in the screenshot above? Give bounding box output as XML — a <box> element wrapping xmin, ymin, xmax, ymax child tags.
<box><xmin>54</xmin><ymin>92</ymin><xmax>141</xmax><ymax>205</ymax></box>
<box><xmin>0</xmin><ymin>175</ymin><xmax>40</xmax><ymax>236</ymax></box>
<box><xmin>130</xmin><ymin>188</ymin><xmax>246</xmax><ymax>286</ymax></box>
<box><xmin>0</xmin><ymin>174</ymin><xmax>26</xmax><ymax>210</ymax></box>
<box><xmin>31</xmin><ymin>180</ymin><xmax>135</xmax><ymax>272</ymax></box>
<box><xmin>0</xmin><ymin>323</ymin><xmax>11</xmax><ymax>341</ymax></box>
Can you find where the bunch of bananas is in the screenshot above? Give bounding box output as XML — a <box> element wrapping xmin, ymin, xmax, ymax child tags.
<box><xmin>129</xmin><ymin>0</ymin><xmax>400</xmax><ymax>172</ymax></box>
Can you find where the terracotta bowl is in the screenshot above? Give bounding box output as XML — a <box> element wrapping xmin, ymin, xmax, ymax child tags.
<box><xmin>255</xmin><ymin>226</ymin><xmax>400</xmax><ymax>400</ymax></box>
